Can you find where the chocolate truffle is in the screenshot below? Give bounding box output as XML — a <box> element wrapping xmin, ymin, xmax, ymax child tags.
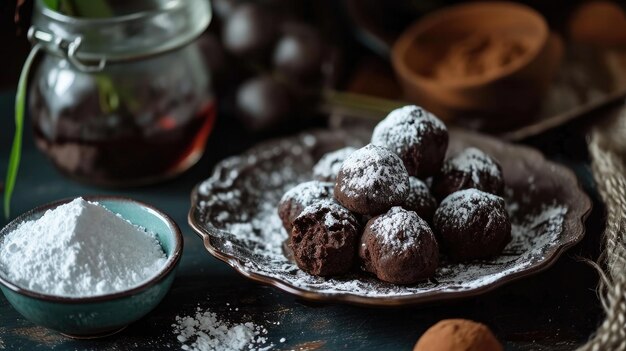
<box><xmin>278</xmin><ymin>181</ymin><xmax>334</xmax><ymax>233</ymax></box>
<box><xmin>290</xmin><ymin>200</ymin><xmax>360</xmax><ymax>276</ymax></box>
<box><xmin>360</xmin><ymin>207</ymin><xmax>439</xmax><ymax>284</ymax></box>
<box><xmin>434</xmin><ymin>189</ymin><xmax>511</xmax><ymax>261</ymax></box>
<box><xmin>432</xmin><ymin>147</ymin><xmax>504</xmax><ymax>200</ymax></box>
<box><xmin>403</xmin><ymin>177</ymin><xmax>437</xmax><ymax>223</ymax></box>
<box><xmin>414</xmin><ymin>319</ymin><xmax>503</xmax><ymax>351</ymax></box>
<box><xmin>371</xmin><ymin>105</ymin><xmax>448</xmax><ymax>178</ymax></box>
<box><xmin>312</xmin><ymin>146</ymin><xmax>357</xmax><ymax>182</ymax></box>
<box><xmin>334</xmin><ymin>144</ymin><xmax>410</xmax><ymax>215</ymax></box>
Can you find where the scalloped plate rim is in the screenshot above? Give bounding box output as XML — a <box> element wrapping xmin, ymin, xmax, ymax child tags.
<box><xmin>188</xmin><ymin>130</ymin><xmax>593</xmax><ymax>307</ymax></box>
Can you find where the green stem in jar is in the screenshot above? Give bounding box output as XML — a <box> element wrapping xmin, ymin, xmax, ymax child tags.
<box><xmin>321</xmin><ymin>90</ymin><xmax>408</xmax><ymax>119</ymax></box>
<box><xmin>96</xmin><ymin>76</ymin><xmax>120</xmax><ymax>114</ymax></box>
<box><xmin>4</xmin><ymin>45</ymin><xmax>41</xmax><ymax>219</ymax></box>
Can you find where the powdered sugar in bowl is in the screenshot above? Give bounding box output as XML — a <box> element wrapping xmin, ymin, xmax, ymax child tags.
<box><xmin>0</xmin><ymin>196</ymin><xmax>183</xmax><ymax>338</ymax></box>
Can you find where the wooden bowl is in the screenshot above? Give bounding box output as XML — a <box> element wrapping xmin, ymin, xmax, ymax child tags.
<box><xmin>392</xmin><ymin>2</ymin><xmax>563</xmax><ymax>129</ymax></box>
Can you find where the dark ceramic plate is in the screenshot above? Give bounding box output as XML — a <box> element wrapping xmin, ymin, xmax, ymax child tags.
<box><xmin>189</xmin><ymin>129</ymin><xmax>591</xmax><ymax>306</ymax></box>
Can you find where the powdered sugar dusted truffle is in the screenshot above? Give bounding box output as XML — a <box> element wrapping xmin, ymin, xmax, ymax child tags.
<box><xmin>291</xmin><ymin>200</ymin><xmax>360</xmax><ymax>276</ymax></box>
<box><xmin>434</xmin><ymin>189</ymin><xmax>511</xmax><ymax>261</ymax></box>
<box><xmin>360</xmin><ymin>207</ymin><xmax>439</xmax><ymax>284</ymax></box>
<box><xmin>372</xmin><ymin>105</ymin><xmax>448</xmax><ymax>177</ymax></box>
<box><xmin>433</xmin><ymin>147</ymin><xmax>504</xmax><ymax>200</ymax></box>
<box><xmin>403</xmin><ymin>177</ymin><xmax>437</xmax><ymax>222</ymax></box>
<box><xmin>312</xmin><ymin>146</ymin><xmax>356</xmax><ymax>182</ymax></box>
<box><xmin>278</xmin><ymin>181</ymin><xmax>334</xmax><ymax>232</ymax></box>
<box><xmin>334</xmin><ymin>144</ymin><xmax>410</xmax><ymax>215</ymax></box>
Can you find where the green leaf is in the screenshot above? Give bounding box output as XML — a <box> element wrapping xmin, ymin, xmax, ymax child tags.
<box><xmin>4</xmin><ymin>45</ymin><xmax>41</xmax><ymax>219</ymax></box>
<box><xmin>42</xmin><ymin>0</ymin><xmax>60</xmax><ymax>10</ymax></box>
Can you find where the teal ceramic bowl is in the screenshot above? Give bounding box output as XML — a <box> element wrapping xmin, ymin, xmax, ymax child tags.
<box><xmin>0</xmin><ymin>196</ymin><xmax>183</xmax><ymax>338</ymax></box>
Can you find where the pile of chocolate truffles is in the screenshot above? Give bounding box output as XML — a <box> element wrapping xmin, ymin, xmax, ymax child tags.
<box><xmin>278</xmin><ymin>105</ymin><xmax>512</xmax><ymax>284</ymax></box>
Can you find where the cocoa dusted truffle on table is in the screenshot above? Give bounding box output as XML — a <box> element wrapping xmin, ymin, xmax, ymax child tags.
<box><xmin>312</xmin><ymin>146</ymin><xmax>357</xmax><ymax>182</ymax></box>
<box><xmin>432</xmin><ymin>147</ymin><xmax>504</xmax><ymax>200</ymax></box>
<box><xmin>403</xmin><ymin>177</ymin><xmax>438</xmax><ymax>223</ymax></box>
<box><xmin>334</xmin><ymin>144</ymin><xmax>410</xmax><ymax>215</ymax></box>
<box><xmin>278</xmin><ymin>180</ymin><xmax>334</xmax><ymax>233</ymax></box>
<box><xmin>414</xmin><ymin>319</ymin><xmax>503</xmax><ymax>351</ymax></box>
<box><xmin>290</xmin><ymin>200</ymin><xmax>361</xmax><ymax>276</ymax></box>
<box><xmin>371</xmin><ymin>105</ymin><xmax>448</xmax><ymax>178</ymax></box>
<box><xmin>434</xmin><ymin>189</ymin><xmax>511</xmax><ymax>261</ymax></box>
<box><xmin>360</xmin><ymin>207</ymin><xmax>439</xmax><ymax>284</ymax></box>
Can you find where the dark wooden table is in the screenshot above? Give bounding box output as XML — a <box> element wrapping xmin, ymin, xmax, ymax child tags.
<box><xmin>0</xmin><ymin>90</ymin><xmax>605</xmax><ymax>350</ymax></box>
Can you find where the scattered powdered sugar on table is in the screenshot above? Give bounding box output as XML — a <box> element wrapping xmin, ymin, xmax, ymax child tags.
<box><xmin>0</xmin><ymin>198</ymin><xmax>167</xmax><ymax>297</ymax></box>
<box><xmin>443</xmin><ymin>147</ymin><xmax>501</xmax><ymax>184</ymax></box>
<box><xmin>312</xmin><ymin>146</ymin><xmax>356</xmax><ymax>181</ymax></box>
<box><xmin>195</xmin><ymin>131</ymin><xmax>572</xmax><ymax>299</ymax></box>
<box><xmin>172</xmin><ymin>305</ymin><xmax>277</xmax><ymax>351</ymax></box>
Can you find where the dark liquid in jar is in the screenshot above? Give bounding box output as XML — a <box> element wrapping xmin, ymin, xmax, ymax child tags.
<box><xmin>32</xmin><ymin>100</ymin><xmax>216</xmax><ymax>186</ymax></box>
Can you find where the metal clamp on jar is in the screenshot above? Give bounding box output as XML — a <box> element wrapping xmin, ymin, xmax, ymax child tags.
<box><xmin>27</xmin><ymin>0</ymin><xmax>215</xmax><ymax>186</ymax></box>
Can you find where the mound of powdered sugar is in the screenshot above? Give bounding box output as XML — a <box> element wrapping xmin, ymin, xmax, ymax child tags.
<box><xmin>0</xmin><ymin>198</ymin><xmax>167</xmax><ymax>297</ymax></box>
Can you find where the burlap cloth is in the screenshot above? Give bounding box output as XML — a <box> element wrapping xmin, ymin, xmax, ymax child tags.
<box><xmin>579</xmin><ymin>104</ymin><xmax>626</xmax><ymax>350</ymax></box>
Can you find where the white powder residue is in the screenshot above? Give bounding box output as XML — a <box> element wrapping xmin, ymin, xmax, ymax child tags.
<box><xmin>280</xmin><ymin>181</ymin><xmax>333</xmax><ymax>210</ymax></box>
<box><xmin>370</xmin><ymin>207</ymin><xmax>430</xmax><ymax>253</ymax></box>
<box><xmin>443</xmin><ymin>147</ymin><xmax>501</xmax><ymax>184</ymax></box>
<box><xmin>0</xmin><ymin>198</ymin><xmax>167</xmax><ymax>297</ymax></box>
<box><xmin>405</xmin><ymin>177</ymin><xmax>434</xmax><ymax>211</ymax></box>
<box><xmin>172</xmin><ymin>306</ymin><xmax>275</xmax><ymax>351</ymax></box>
<box><xmin>298</xmin><ymin>200</ymin><xmax>355</xmax><ymax>229</ymax></box>
<box><xmin>436</xmin><ymin>189</ymin><xmax>506</xmax><ymax>229</ymax></box>
<box><xmin>195</xmin><ymin>131</ymin><xmax>572</xmax><ymax>299</ymax></box>
<box><xmin>371</xmin><ymin>105</ymin><xmax>446</xmax><ymax>157</ymax></box>
<box><xmin>337</xmin><ymin>144</ymin><xmax>409</xmax><ymax>197</ymax></box>
<box><xmin>312</xmin><ymin>146</ymin><xmax>356</xmax><ymax>182</ymax></box>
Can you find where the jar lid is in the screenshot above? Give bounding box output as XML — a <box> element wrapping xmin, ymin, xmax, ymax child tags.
<box><xmin>30</xmin><ymin>0</ymin><xmax>211</xmax><ymax>71</ymax></box>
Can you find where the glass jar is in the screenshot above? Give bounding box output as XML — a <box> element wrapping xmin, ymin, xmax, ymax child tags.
<box><xmin>28</xmin><ymin>0</ymin><xmax>215</xmax><ymax>186</ymax></box>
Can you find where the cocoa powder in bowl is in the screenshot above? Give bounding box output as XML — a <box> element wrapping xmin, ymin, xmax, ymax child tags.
<box><xmin>392</xmin><ymin>2</ymin><xmax>562</xmax><ymax>127</ymax></box>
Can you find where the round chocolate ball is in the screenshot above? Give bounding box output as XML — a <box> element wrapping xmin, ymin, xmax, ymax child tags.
<box><xmin>371</xmin><ymin>105</ymin><xmax>448</xmax><ymax>178</ymax></box>
<box><xmin>434</xmin><ymin>189</ymin><xmax>511</xmax><ymax>261</ymax></box>
<box><xmin>414</xmin><ymin>319</ymin><xmax>503</xmax><ymax>351</ymax></box>
<box><xmin>334</xmin><ymin>144</ymin><xmax>410</xmax><ymax>215</ymax></box>
<box><xmin>278</xmin><ymin>180</ymin><xmax>334</xmax><ymax>233</ymax></box>
<box><xmin>290</xmin><ymin>200</ymin><xmax>360</xmax><ymax>276</ymax></box>
<box><xmin>432</xmin><ymin>147</ymin><xmax>504</xmax><ymax>200</ymax></box>
<box><xmin>222</xmin><ymin>4</ymin><xmax>277</xmax><ymax>57</ymax></box>
<box><xmin>273</xmin><ymin>22</ymin><xmax>324</xmax><ymax>81</ymax></box>
<box><xmin>403</xmin><ymin>177</ymin><xmax>437</xmax><ymax>223</ymax></box>
<box><xmin>236</xmin><ymin>76</ymin><xmax>291</xmax><ymax>131</ymax></box>
<box><xmin>360</xmin><ymin>207</ymin><xmax>439</xmax><ymax>284</ymax></box>
<box><xmin>312</xmin><ymin>146</ymin><xmax>356</xmax><ymax>182</ymax></box>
